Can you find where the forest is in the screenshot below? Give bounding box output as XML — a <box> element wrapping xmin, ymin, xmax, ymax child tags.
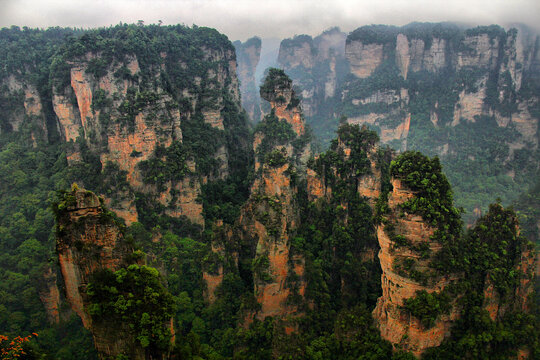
<box><xmin>0</xmin><ymin>23</ymin><xmax>538</xmax><ymax>359</ymax></box>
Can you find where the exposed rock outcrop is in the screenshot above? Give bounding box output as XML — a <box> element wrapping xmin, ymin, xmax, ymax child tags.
<box><xmin>234</xmin><ymin>37</ymin><xmax>262</xmax><ymax>121</ymax></box>
<box><xmin>38</xmin><ymin>267</ymin><xmax>63</xmax><ymax>324</ymax></box>
<box><xmin>341</xmin><ymin>24</ymin><xmax>539</xmax><ymax>153</ymax></box>
<box><xmin>55</xmin><ymin>187</ymin><xmax>177</xmax><ymax>359</ymax></box>
<box><xmin>204</xmin><ymin>69</ymin><xmax>309</xmax><ymax>323</ymax></box>
<box><xmin>54</xmin><ymin>187</ymin><xmax>144</xmax><ymax>358</ymax></box>
<box><xmin>278</xmin><ymin>28</ymin><xmax>347</xmax><ymax>117</ymax></box>
<box><xmin>49</xmin><ymin>30</ymin><xmax>244</xmax><ymax>227</ymax></box>
<box><xmin>346</xmin><ymin>89</ymin><xmax>411</xmax><ymax>150</ymax></box>
<box><xmin>345</xmin><ymin>41</ymin><xmax>384</xmax><ymax>79</ymax></box>
<box><xmin>373</xmin><ymin>179</ymin><xmax>458</xmax><ymax>356</ymax></box>
<box><xmin>0</xmin><ymin>75</ymin><xmax>48</xmax><ymax>142</ymax></box>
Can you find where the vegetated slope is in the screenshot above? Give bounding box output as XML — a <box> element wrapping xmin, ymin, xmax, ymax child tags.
<box><xmin>276</xmin><ymin>23</ymin><xmax>540</xmax><ymax>224</ymax></box>
<box><xmin>0</xmin><ymin>23</ymin><xmax>252</xmax><ymax>358</ymax></box>
<box><xmin>0</xmin><ymin>24</ymin><xmax>537</xmax><ymax>359</ymax></box>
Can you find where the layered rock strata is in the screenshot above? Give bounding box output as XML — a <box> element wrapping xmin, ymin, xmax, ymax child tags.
<box><xmin>55</xmin><ymin>187</ymin><xmax>145</xmax><ymax>359</ymax></box>
<box><xmin>234</xmin><ymin>37</ymin><xmax>262</xmax><ymax>121</ymax></box>
<box><xmin>278</xmin><ymin>28</ymin><xmax>347</xmax><ymax>118</ymax></box>
<box><xmin>373</xmin><ymin>179</ymin><xmax>458</xmax><ymax>356</ymax></box>
<box><xmin>204</xmin><ymin>69</ymin><xmax>309</xmax><ymax>323</ymax></box>
<box><xmin>342</xmin><ymin>24</ymin><xmax>539</xmax><ymax>153</ymax></box>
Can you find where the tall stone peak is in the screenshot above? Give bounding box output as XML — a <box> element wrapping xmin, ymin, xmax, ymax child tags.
<box><xmin>259</xmin><ymin>68</ymin><xmax>305</xmax><ymax>136</ymax></box>
<box><xmin>54</xmin><ymin>186</ymin><xmax>174</xmax><ymax>359</ymax></box>
<box><xmin>234</xmin><ymin>37</ymin><xmax>262</xmax><ymax>121</ymax></box>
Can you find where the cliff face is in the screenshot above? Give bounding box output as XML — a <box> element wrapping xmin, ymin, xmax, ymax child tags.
<box><xmin>238</xmin><ymin>160</ymin><xmax>305</xmax><ymax>321</ymax></box>
<box><xmin>371</xmin><ymin>154</ymin><xmax>537</xmax><ymax>357</ymax></box>
<box><xmin>54</xmin><ymin>187</ymin><xmax>144</xmax><ymax>359</ymax></box>
<box><xmin>204</xmin><ymin>69</ymin><xmax>309</xmax><ymax>323</ymax></box>
<box><xmin>478</xmin><ymin>206</ymin><xmax>536</xmax><ymax>322</ymax></box>
<box><xmin>346</xmin><ymin>41</ymin><xmax>384</xmax><ymax>79</ymax></box>
<box><xmin>47</xmin><ymin>26</ymin><xmax>247</xmax><ymax>227</ymax></box>
<box><xmin>275</xmin><ymin>26</ymin><xmax>539</xmax><ymax>213</ymax></box>
<box><xmin>55</xmin><ymin>187</ymin><xmax>177</xmax><ymax>359</ymax></box>
<box><xmin>38</xmin><ymin>267</ymin><xmax>63</xmax><ymax>324</ymax></box>
<box><xmin>344</xmin><ymin>24</ymin><xmax>539</xmax><ymax>149</ymax></box>
<box><xmin>244</xmin><ymin>70</ymin><xmax>309</xmax><ymax>321</ymax></box>
<box><xmin>278</xmin><ymin>28</ymin><xmax>347</xmax><ymax>118</ymax></box>
<box><xmin>338</xmin><ymin>24</ymin><xmax>540</xmax><ymax>224</ymax></box>
<box><xmin>0</xmin><ymin>75</ymin><xmax>49</xmax><ymax>143</ymax></box>
<box><xmin>234</xmin><ymin>37</ymin><xmax>262</xmax><ymax>121</ymax></box>
<box><xmin>373</xmin><ymin>179</ymin><xmax>458</xmax><ymax>355</ymax></box>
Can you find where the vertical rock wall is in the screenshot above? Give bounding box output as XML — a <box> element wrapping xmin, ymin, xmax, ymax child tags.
<box><xmin>235</xmin><ymin>37</ymin><xmax>262</xmax><ymax>121</ymax></box>
<box><xmin>372</xmin><ymin>179</ymin><xmax>458</xmax><ymax>356</ymax></box>
<box><xmin>55</xmin><ymin>188</ymin><xmax>148</xmax><ymax>359</ymax></box>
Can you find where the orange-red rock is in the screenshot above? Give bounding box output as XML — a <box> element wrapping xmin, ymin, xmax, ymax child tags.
<box><xmin>373</xmin><ymin>179</ymin><xmax>458</xmax><ymax>356</ymax></box>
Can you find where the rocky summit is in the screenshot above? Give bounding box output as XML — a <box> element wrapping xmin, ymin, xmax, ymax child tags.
<box><xmin>0</xmin><ymin>22</ymin><xmax>537</xmax><ymax>359</ymax></box>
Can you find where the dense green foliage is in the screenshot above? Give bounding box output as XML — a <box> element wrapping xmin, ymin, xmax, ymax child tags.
<box><xmin>0</xmin><ymin>129</ymin><xmax>97</xmax><ymax>356</ymax></box>
<box><xmin>402</xmin><ymin>290</ymin><xmax>452</xmax><ymax>328</ymax></box>
<box><xmin>254</xmin><ymin>111</ymin><xmax>297</xmax><ymax>163</ymax></box>
<box><xmin>379</xmin><ymin>149</ymin><xmax>538</xmax><ymax>354</ymax></box>
<box><xmin>0</xmin><ymin>22</ymin><xmax>538</xmax><ymax>360</ymax></box>
<box><xmin>284</xmin><ymin>22</ymin><xmax>539</xmax><ymax>225</ymax></box>
<box><xmin>421</xmin><ymin>203</ymin><xmax>539</xmax><ymax>359</ymax></box>
<box><xmin>389</xmin><ymin>152</ymin><xmax>462</xmax><ymax>235</ymax></box>
<box><xmin>347</xmin><ymin>23</ymin><xmax>462</xmax><ymax>47</ymax></box>
<box><xmin>259</xmin><ymin>68</ymin><xmax>293</xmax><ymax>101</ymax></box>
<box><xmin>86</xmin><ymin>265</ymin><xmax>176</xmax><ymax>353</ymax></box>
<box><xmin>284</xmin><ymin>125</ymin><xmax>388</xmax><ymax>351</ymax></box>
<box><xmin>138</xmin><ymin>141</ymin><xmax>190</xmax><ymax>192</ymax></box>
<box><xmin>0</xmin><ymin>22</ymin><xmax>252</xmax><ymax>358</ymax></box>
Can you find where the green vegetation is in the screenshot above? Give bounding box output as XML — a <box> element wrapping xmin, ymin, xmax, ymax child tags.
<box><xmin>0</xmin><ymin>22</ymin><xmax>537</xmax><ymax>360</ymax></box>
<box><xmin>285</xmin><ymin>22</ymin><xmax>537</xmax><ymax>227</ymax></box>
<box><xmin>288</xmin><ymin>125</ymin><xmax>385</xmax><ymax>348</ymax></box>
<box><xmin>264</xmin><ymin>148</ymin><xmax>289</xmax><ymax>167</ymax></box>
<box><xmin>348</xmin><ymin>23</ymin><xmax>462</xmax><ymax>47</ymax></box>
<box><xmin>254</xmin><ymin>111</ymin><xmax>297</xmax><ymax>163</ymax></box>
<box><xmin>280</xmin><ymin>34</ymin><xmax>314</xmax><ymax>51</ymax></box>
<box><xmin>465</xmin><ymin>25</ymin><xmax>506</xmax><ymax>40</ymax></box>
<box><xmin>309</xmin><ymin>124</ymin><xmax>379</xmax><ymax>187</ymax></box>
<box><xmin>347</xmin><ymin>25</ymin><xmax>400</xmax><ymax>45</ymax></box>
<box><xmin>138</xmin><ymin>141</ymin><xmax>190</xmax><ymax>192</ymax></box>
<box><xmin>0</xmin><ymin>126</ymin><xmax>97</xmax><ymax>357</ymax></box>
<box><xmin>385</xmin><ymin>151</ymin><xmax>463</xmax><ymax>278</ymax></box>
<box><xmin>260</xmin><ymin>68</ymin><xmax>293</xmax><ymax>101</ymax></box>
<box><xmin>0</xmin><ymin>22</ymin><xmax>252</xmax><ymax>359</ymax></box>
<box><xmin>389</xmin><ymin>151</ymin><xmax>462</xmax><ymax>237</ymax></box>
<box><xmin>421</xmin><ymin>203</ymin><xmax>539</xmax><ymax>359</ymax></box>
<box><xmin>86</xmin><ymin>265</ymin><xmax>176</xmax><ymax>353</ymax></box>
<box><xmin>402</xmin><ymin>290</ymin><xmax>452</xmax><ymax>328</ymax></box>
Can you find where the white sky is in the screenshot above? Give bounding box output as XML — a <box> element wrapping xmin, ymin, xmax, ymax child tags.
<box><xmin>1</xmin><ymin>0</ymin><xmax>539</xmax><ymax>41</ymax></box>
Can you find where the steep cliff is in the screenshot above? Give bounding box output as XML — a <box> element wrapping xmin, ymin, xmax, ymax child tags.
<box><xmin>0</xmin><ymin>23</ymin><xmax>538</xmax><ymax>360</ymax></box>
<box><xmin>278</xmin><ymin>28</ymin><xmax>348</xmax><ymax>127</ymax></box>
<box><xmin>277</xmin><ymin>23</ymin><xmax>540</xmax><ymax>223</ymax></box>
<box><xmin>53</xmin><ymin>186</ymin><xmax>174</xmax><ymax>359</ymax></box>
<box><xmin>373</xmin><ymin>152</ymin><xmax>537</xmax><ymax>357</ymax></box>
<box><xmin>0</xmin><ymin>24</ymin><xmax>253</xmax><ymax>356</ymax></box>
<box><xmin>204</xmin><ymin>69</ymin><xmax>310</xmax><ymax>324</ymax></box>
<box><xmin>0</xmin><ymin>27</ymin><xmax>78</xmax><ymax>144</ymax></box>
<box><xmin>373</xmin><ymin>175</ymin><xmax>459</xmax><ymax>355</ymax></box>
<box><xmin>48</xmin><ymin>24</ymin><xmax>249</xmax><ymax>228</ymax></box>
<box><xmin>234</xmin><ymin>37</ymin><xmax>262</xmax><ymax>121</ymax></box>
<box><xmin>54</xmin><ymin>186</ymin><xmax>141</xmax><ymax>357</ymax></box>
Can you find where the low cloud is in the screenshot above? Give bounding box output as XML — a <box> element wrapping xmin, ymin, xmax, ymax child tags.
<box><xmin>1</xmin><ymin>0</ymin><xmax>538</xmax><ymax>40</ymax></box>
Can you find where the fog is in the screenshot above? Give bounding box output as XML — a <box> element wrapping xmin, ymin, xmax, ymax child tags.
<box><xmin>1</xmin><ymin>0</ymin><xmax>539</xmax><ymax>41</ymax></box>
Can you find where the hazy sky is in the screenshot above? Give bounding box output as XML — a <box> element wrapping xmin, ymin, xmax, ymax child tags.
<box><xmin>1</xmin><ymin>0</ymin><xmax>539</xmax><ymax>41</ymax></box>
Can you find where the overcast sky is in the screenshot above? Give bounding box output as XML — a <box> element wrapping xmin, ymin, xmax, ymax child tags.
<box><xmin>1</xmin><ymin>0</ymin><xmax>539</xmax><ymax>41</ymax></box>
